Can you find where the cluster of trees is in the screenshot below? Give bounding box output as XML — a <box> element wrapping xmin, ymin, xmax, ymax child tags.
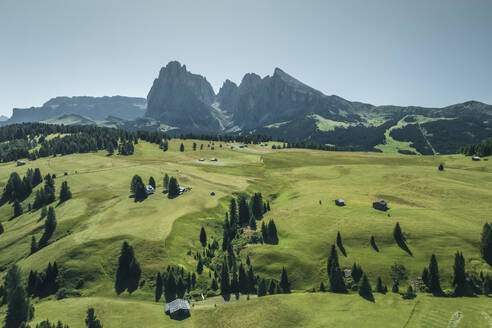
<box><xmin>130</xmin><ymin>175</ymin><xmax>148</xmax><ymax>201</ymax></box>
<box><xmin>178</xmin><ymin>133</ymin><xmax>271</xmax><ymax>144</ymax></box>
<box><xmin>326</xmin><ymin>245</ymin><xmax>347</xmax><ymax>294</ymax></box>
<box><xmin>257</xmin><ymin>267</ymin><xmax>291</xmax><ymax>297</ymax></box>
<box><xmin>27</xmin><ymin>262</ymin><xmax>59</xmax><ymax>298</ymax></box>
<box><xmin>1</xmin><ymin>168</ymin><xmax>43</xmax><ymax>205</ymax></box>
<box><xmin>33</xmin><ymin>174</ymin><xmax>57</xmax><ymax>209</ymax></box>
<box><xmin>260</xmin><ymin>220</ymin><xmax>279</xmax><ymax>245</ymax></box>
<box><xmin>155</xmin><ymin>266</ymin><xmax>197</xmax><ymax>302</ymax></box>
<box><xmin>115</xmin><ymin>241</ymin><xmax>142</xmax><ymax>295</ymax></box>
<box><xmin>167</xmin><ymin>176</ymin><xmax>180</xmax><ymax>198</ymax></box>
<box><xmin>1</xmin><ymin>264</ymin><xmax>35</xmax><ymax>328</ymax></box>
<box><xmin>0</xmin><ymin>123</ymin><xmax>139</xmax><ymax>162</ymax></box>
<box><xmin>459</xmin><ymin>137</ymin><xmax>492</xmax><ymax>157</ymax></box>
<box><xmin>117</xmin><ymin>141</ymin><xmax>134</xmax><ymax>155</ymax></box>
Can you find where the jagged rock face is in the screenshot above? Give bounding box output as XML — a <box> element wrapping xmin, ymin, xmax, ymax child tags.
<box><xmin>216</xmin><ymin>79</ymin><xmax>239</xmax><ymax>114</ymax></box>
<box><xmin>228</xmin><ymin>68</ymin><xmax>363</xmax><ymax>130</ymax></box>
<box><xmin>8</xmin><ymin>96</ymin><xmax>146</xmax><ymax>123</ymax></box>
<box><xmin>145</xmin><ymin>61</ymin><xmax>220</xmax><ymax>132</ymax></box>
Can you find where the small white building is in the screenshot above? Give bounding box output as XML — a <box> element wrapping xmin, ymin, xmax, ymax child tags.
<box><xmin>145</xmin><ymin>185</ymin><xmax>155</xmax><ymax>195</ymax></box>
<box><xmin>199</xmin><ymin>158</ymin><xmax>204</xmax><ymax>162</ymax></box>
<box><xmin>472</xmin><ymin>156</ymin><xmax>481</xmax><ymax>161</ymax></box>
<box><xmin>211</xmin><ymin>158</ymin><xmax>217</xmax><ymax>162</ymax></box>
<box><xmin>17</xmin><ymin>160</ymin><xmax>26</xmax><ymax>166</ymax></box>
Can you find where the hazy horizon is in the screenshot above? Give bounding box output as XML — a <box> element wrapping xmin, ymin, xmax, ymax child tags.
<box><xmin>1</xmin><ymin>0</ymin><xmax>491</xmax><ymax>116</ymax></box>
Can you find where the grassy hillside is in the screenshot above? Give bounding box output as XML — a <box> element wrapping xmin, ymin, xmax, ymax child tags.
<box><xmin>1</xmin><ymin>138</ymin><xmax>491</xmax><ymax>327</ymax></box>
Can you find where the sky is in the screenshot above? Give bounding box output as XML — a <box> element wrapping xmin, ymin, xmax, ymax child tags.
<box><xmin>0</xmin><ymin>0</ymin><xmax>491</xmax><ymax>116</ymax></box>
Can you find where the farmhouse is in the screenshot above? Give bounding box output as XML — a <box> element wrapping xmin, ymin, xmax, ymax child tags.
<box><xmin>145</xmin><ymin>185</ymin><xmax>155</xmax><ymax>195</ymax></box>
<box><xmin>472</xmin><ymin>156</ymin><xmax>481</xmax><ymax>161</ymax></box>
<box><xmin>165</xmin><ymin>299</ymin><xmax>191</xmax><ymax>320</ymax></box>
<box><xmin>335</xmin><ymin>199</ymin><xmax>346</xmax><ymax>206</ymax></box>
<box><xmin>211</xmin><ymin>158</ymin><xmax>217</xmax><ymax>162</ymax></box>
<box><xmin>16</xmin><ymin>160</ymin><xmax>26</xmax><ymax>166</ymax></box>
<box><xmin>373</xmin><ymin>200</ymin><xmax>388</xmax><ymax>211</ymax></box>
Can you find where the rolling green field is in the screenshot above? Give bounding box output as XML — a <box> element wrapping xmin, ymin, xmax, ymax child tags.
<box><xmin>1</xmin><ymin>139</ymin><xmax>492</xmax><ymax>327</ymax></box>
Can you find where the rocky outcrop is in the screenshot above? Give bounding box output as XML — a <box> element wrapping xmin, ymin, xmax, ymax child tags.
<box><xmin>145</xmin><ymin>61</ymin><xmax>220</xmax><ymax>132</ymax></box>
<box><xmin>8</xmin><ymin>96</ymin><xmax>146</xmax><ymax>123</ymax></box>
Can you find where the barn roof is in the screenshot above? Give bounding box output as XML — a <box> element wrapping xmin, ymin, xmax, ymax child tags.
<box><xmin>165</xmin><ymin>299</ymin><xmax>190</xmax><ymax>314</ymax></box>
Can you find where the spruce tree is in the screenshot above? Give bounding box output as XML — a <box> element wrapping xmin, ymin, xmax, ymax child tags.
<box><xmin>220</xmin><ymin>262</ymin><xmax>230</xmax><ymax>296</ymax></box>
<box><xmin>319</xmin><ymin>282</ymin><xmax>326</xmax><ymax>292</ymax></box>
<box><xmin>238</xmin><ymin>263</ymin><xmax>248</xmax><ymax>294</ymax></box>
<box><xmin>229</xmin><ymin>198</ymin><xmax>238</xmax><ymax>228</ymax></box>
<box><xmin>155</xmin><ymin>273</ymin><xmax>163</xmax><ymax>302</ymax></box>
<box><xmin>247</xmin><ymin>266</ymin><xmax>256</xmax><ymax>293</ymax></box>
<box><xmin>453</xmin><ymin>251</ymin><xmax>469</xmax><ymax>296</ymax></box>
<box><xmin>0</xmin><ymin>222</ymin><xmax>4</xmax><ymax>235</ymax></box>
<box><xmin>327</xmin><ymin>245</ymin><xmax>339</xmax><ymax>275</ymax></box>
<box><xmin>370</xmin><ymin>235</ymin><xmax>379</xmax><ymax>252</ymax></box>
<box><xmin>336</xmin><ymin>231</ymin><xmax>346</xmax><ymax>256</ymax></box>
<box><xmin>180</xmin><ymin>143</ymin><xmax>184</xmax><ymax>152</ymax></box>
<box><xmin>422</xmin><ymin>268</ymin><xmax>430</xmax><ymax>288</ymax></box>
<box><xmin>257</xmin><ymin>278</ymin><xmax>267</xmax><ymax>297</ymax></box>
<box><xmin>167</xmin><ymin>177</ymin><xmax>180</xmax><ymax>198</ymax></box>
<box><xmin>59</xmin><ymin>181</ymin><xmax>72</xmax><ymax>203</ymax></box>
<box><xmin>249</xmin><ymin>216</ymin><xmax>257</xmax><ymax>230</ymax></box>
<box><xmin>200</xmin><ymin>226</ymin><xmax>207</xmax><ymax>247</ymax></box>
<box><xmin>267</xmin><ymin>220</ymin><xmax>279</xmax><ymax>245</ymax></box>
<box><xmin>85</xmin><ymin>308</ymin><xmax>103</xmax><ymax>328</ymax></box>
<box><xmin>164</xmin><ymin>273</ymin><xmax>177</xmax><ymax>302</ymax></box>
<box><xmin>481</xmin><ymin>222</ymin><xmax>492</xmax><ymax>266</ymax></box>
<box><xmin>211</xmin><ymin>279</ymin><xmax>218</xmax><ymax>291</ymax></box>
<box><xmin>376</xmin><ymin>277</ymin><xmax>386</xmax><ymax>294</ymax></box>
<box><xmin>177</xmin><ymin>277</ymin><xmax>186</xmax><ymax>298</ymax></box>
<box><xmin>279</xmin><ymin>267</ymin><xmax>291</xmax><ymax>293</ymax></box>
<box><xmin>148</xmin><ymin>177</ymin><xmax>156</xmax><ymax>189</ymax></box>
<box><xmin>4</xmin><ymin>265</ymin><xmax>33</xmax><ymax>328</ymax></box>
<box><xmin>358</xmin><ymin>274</ymin><xmax>374</xmax><ymax>302</ymax></box>
<box><xmin>196</xmin><ymin>258</ymin><xmax>203</xmax><ymax>274</ymax></box>
<box><xmin>261</xmin><ymin>221</ymin><xmax>268</xmax><ymax>243</ymax></box>
<box><xmin>393</xmin><ymin>222</ymin><xmax>412</xmax><ymax>255</ymax></box>
<box><xmin>238</xmin><ymin>196</ymin><xmax>250</xmax><ymax>226</ymax></box>
<box><xmin>38</xmin><ymin>207</ymin><xmax>56</xmax><ymax>248</ymax></box>
<box><xmin>13</xmin><ymin>200</ymin><xmax>23</xmax><ymax>218</ymax></box>
<box><xmin>163</xmin><ymin>174</ymin><xmax>169</xmax><ymax>191</ymax></box>
<box><xmin>114</xmin><ymin>241</ymin><xmax>141</xmax><ymax>295</ymax></box>
<box><xmin>428</xmin><ymin>254</ymin><xmax>442</xmax><ymax>295</ymax></box>
<box><xmin>268</xmin><ymin>280</ymin><xmax>276</xmax><ymax>295</ymax></box>
<box><xmin>30</xmin><ymin>236</ymin><xmax>37</xmax><ymax>255</ymax></box>
<box><xmin>33</xmin><ymin>168</ymin><xmax>43</xmax><ymax>187</ymax></box>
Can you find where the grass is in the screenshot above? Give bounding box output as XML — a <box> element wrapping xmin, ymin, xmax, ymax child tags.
<box><xmin>0</xmin><ymin>138</ymin><xmax>492</xmax><ymax>326</ymax></box>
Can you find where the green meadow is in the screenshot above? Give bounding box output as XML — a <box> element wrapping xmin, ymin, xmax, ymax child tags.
<box><xmin>1</xmin><ymin>139</ymin><xmax>492</xmax><ymax>327</ymax></box>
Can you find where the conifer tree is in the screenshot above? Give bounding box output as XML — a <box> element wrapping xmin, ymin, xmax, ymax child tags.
<box><xmin>238</xmin><ymin>263</ymin><xmax>248</xmax><ymax>294</ymax></box>
<box><xmin>428</xmin><ymin>254</ymin><xmax>442</xmax><ymax>295</ymax></box>
<box><xmin>4</xmin><ymin>265</ymin><xmax>33</xmax><ymax>328</ymax></box>
<box><xmin>168</xmin><ymin>177</ymin><xmax>180</xmax><ymax>198</ymax></box>
<box><xmin>336</xmin><ymin>231</ymin><xmax>346</xmax><ymax>256</ymax></box>
<box><xmin>193</xmin><ymin>143</ymin><xmax>197</xmax><ymax>151</ymax></box>
<box><xmin>319</xmin><ymin>282</ymin><xmax>326</xmax><ymax>292</ymax></box>
<box><xmin>358</xmin><ymin>274</ymin><xmax>374</xmax><ymax>301</ymax></box>
<box><xmin>13</xmin><ymin>200</ymin><xmax>23</xmax><ymax>218</ymax></box>
<box><xmin>163</xmin><ymin>173</ymin><xmax>169</xmax><ymax>191</ymax></box>
<box><xmin>267</xmin><ymin>220</ymin><xmax>279</xmax><ymax>244</ymax></box>
<box><xmin>229</xmin><ymin>198</ymin><xmax>238</xmax><ymax>228</ymax></box>
<box><xmin>327</xmin><ymin>245</ymin><xmax>339</xmax><ymax>275</ymax></box>
<box><xmin>164</xmin><ymin>273</ymin><xmax>177</xmax><ymax>302</ymax></box>
<box><xmin>155</xmin><ymin>273</ymin><xmax>163</xmax><ymax>302</ymax></box>
<box><xmin>267</xmin><ymin>201</ymin><xmax>271</xmax><ymax>211</ymax></box>
<box><xmin>261</xmin><ymin>221</ymin><xmax>268</xmax><ymax>243</ymax></box>
<box><xmin>231</xmin><ymin>271</ymin><xmax>239</xmax><ymax>296</ymax></box>
<box><xmin>38</xmin><ymin>206</ymin><xmax>56</xmax><ymax>248</ymax></box>
<box><xmin>453</xmin><ymin>251</ymin><xmax>468</xmax><ymax>296</ymax></box>
<box><xmin>40</xmin><ymin>206</ymin><xmax>48</xmax><ymax>220</ymax></box>
<box><xmin>393</xmin><ymin>222</ymin><xmax>412</xmax><ymax>255</ymax></box>
<box><xmin>351</xmin><ymin>263</ymin><xmax>363</xmax><ymax>283</ymax></box>
<box><xmin>238</xmin><ymin>196</ymin><xmax>250</xmax><ymax>226</ymax></box>
<box><xmin>59</xmin><ymin>181</ymin><xmax>72</xmax><ymax>203</ymax></box>
<box><xmin>0</xmin><ymin>222</ymin><xmax>4</xmax><ymax>235</ymax></box>
<box><xmin>370</xmin><ymin>235</ymin><xmax>379</xmax><ymax>252</ymax></box>
<box><xmin>196</xmin><ymin>257</ymin><xmax>203</xmax><ymax>274</ymax></box>
<box><xmin>220</xmin><ymin>262</ymin><xmax>230</xmax><ymax>296</ymax></box>
<box><xmin>211</xmin><ymin>278</ymin><xmax>218</xmax><ymax>291</ymax></box>
<box><xmin>114</xmin><ymin>241</ymin><xmax>141</xmax><ymax>295</ymax></box>
<box><xmin>30</xmin><ymin>236</ymin><xmax>37</xmax><ymax>255</ymax></box>
<box><xmin>148</xmin><ymin>177</ymin><xmax>156</xmax><ymax>189</ymax></box>
<box><xmin>279</xmin><ymin>267</ymin><xmax>290</xmax><ymax>293</ymax></box>
<box><xmin>268</xmin><ymin>280</ymin><xmax>276</xmax><ymax>295</ymax></box>
<box><xmin>257</xmin><ymin>278</ymin><xmax>267</xmax><ymax>297</ymax></box>
<box><xmin>177</xmin><ymin>277</ymin><xmax>186</xmax><ymax>298</ymax></box>
<box><xmin>251</xmin><ymin>193</ymin><xmax>263</xmax><ymax>220</ymax></box>
<box><xmin>247</xmin><ymin>266</ymin><xmax>256</xmax><ymax>293</ymax></box>
<box><xmin>85</xmin><ymin>308</ymin><xmax>103</xmax><ymax>328</ymax></box>
<box><xmin>376</xmin><ymin>277</ymin><xmax>386</xmax><ymax>294</ymax></box>
<box><xmin>422</xmin><ymin>267</ymin><xmax>430</xmax><ymax>288</ymax></box>
<box><xmin>481</xmin><ymin>223</ymin><xmax>492</xmax><ymax>266</ymax></box>
<box><xmin>200</xmin><ymin>226</ymin><xmax>207</xmax><ymax>247</ymax></box>
<box><xmin>180</xmin><ymin>143</ymin><xmax>184</xmax><ymax>152</ymax></box>
<box><xmin>33</xmin><ymin>168</ymin><xmax>43</xmax><ymax>187</ymax></box>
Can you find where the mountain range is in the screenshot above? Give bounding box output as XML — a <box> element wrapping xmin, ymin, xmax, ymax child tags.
<box><xmin>4</xmin><ymin>61</ymin><xmax>492</xmax><ymax>154</ymax></box>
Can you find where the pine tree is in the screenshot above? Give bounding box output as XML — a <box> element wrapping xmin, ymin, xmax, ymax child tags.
<box><xmin>247</xmin><ymin>266</ymin><xmax>256</xmax><ymax>293</ymax></box>
<box><xmin>370</xmin><ymin>235</ymin><xmax>379</xmax><ymax>252</ymax></box>
<box><xmin>481</xmin><ymin>222</ymin><xmax>492</xmax><ymax>266</ymax></box>
<box><xmin>155</xmin><ymin>273</ymin><xmax>163</xmax><ymax>302</ymax></box>
<box><xmin>30</xmin><ymin>236</ymin><xmax>37</xmax><ymax>255</ymax></box>
<box><xmin>257</xmin><ymin>278</ymin><xmax>267</xmax><ymax>297</ymax></box>
<box><xmin>428</xmin><ymin>254</ymin><xmax>442</xmax><ymax>295</ymax></box>
<box><xmin>393</xmin><ymin>222</ymin><xmax>412</xmax><ymax>255</ymax></box>
<box><xmin>40</xmin><ymin>206</ymin><xmax>48</xmax><ymax>220</ymax></box>
<box><xmin>85</xmin><ymin>308</ymin><xmax>103</xmax><ymax>328</ymax></box>
<box><xmin>0</xmin><ymin>222</ymin><xmax>4</xmax><ymax>235</ymax></box>
<box><xmin>358</xmin><ymin>274</ymin><xmax>374</xmax><ymax>301</ymax></box>
<box><xmin>453</xmin><ymin>251</ymin><xmax>469</xmax><ymax>296</ymax></box>
<box><xmin>336</xmin><ymin>231</ymin><xmax>346</xmax><ymax>256</ymax></box>
<box><xmin>193</xmin><ymin>143</ymin><xmax>197</xmax><ymax>151</ymax></box>
<box><xmin>267</xmin><ymin>220</ymin><xmax>279</xmax><ymax>244</ymax></box>
<box><xmin>130</xmin><ymin>175</ymin><xmax>143</xmax><ymax>195</ymax></box>
<box><xmin>319</xmin><ymin>282</ymin><xmax>326</xmax><ymax>292</ymax></box>
<box><xmin>148</xmin><ymin>177</ymin><xmax>156</xmax><ymax>189</ymax></box>
<box><xmin>33</xmin><ymin>168</ymin><xmax>43</xmax><ymax>187</ymax></box>
<box><xmin>279</xmin><ymin>267</ymin><xmax>290</xmax><ymax>293</ymax></box>
<box><xmin>327</xmin><ymin>245</ymin><xmax>339</xmax><ymax>275</ymax></box>
<box><xmin>327</xmin><ymin>245</ymin><xmax>347</xmax><ymax>293</ymax></box>
<box><xmin>115</xmin><ymin>241</ymin><xmax>141</xmax><ymax>295</ymax></box>
<box><xmin>163</xmin><ymin>174</ymin><xmax>169</xmax><ymax>191</ymax></box>
<box><xmin>164</xmin><ymin>273</ymin><xmax>177</xmax><ymax>302</ymax></box>
<box><xmin>59</xmin><ymin>181</ymin><xmax>72</xmax><ymax>203</ymax></box>
<box><xmin>200</xmin><ymin>226</ymin><xmax>207</xmax><ymax>247</ymax></box>
<box><xmin>238</xmin><ymin>263</ymin><xmax>248</xmax><ymax>294</ymax></box>
<box><xmin>422</xmin><ymin>267</ymin><xmax>430</xmax><ymax>288</ymax></box>
<box><xmin>13</xmin><ymin>200</ymin><xmax>23</xmax><ymax>218</ymax></box>
<box><xmin>268</xmin><ymin>280</ymin><xmax>276</xmax><ymax>295</ymax></box>
<box><xmin>261</xmin><ymin>221</ymin><xmax>268</xmax><ymax>243</ymax></box>
<box><xmin>196</xmin><ymin>257</ymin><xmax>203</xmax><ymax>274</ymax></box>
<box><xmin>402</xmin><ymin>285</ymin><xmax>416</xmax><ymax>299</ymax></box>
<box><xmin>238</xmin><ymin>196</ymin><xmax>250</xmax><ymax>226</ymax></box>
<box><xmin>220</xmin><ymin>262</ymin><xmax>230</xmax><ymax>296</ymax></box>
<box><xmin>177</xmin><ymin>277</ymin><xmax>186</xmax><ymax>298</ymax></box>
<box><xmin>251</xmin><ymin>193</ymin><xmax>263</xmax><ymax>220</ymax></box>
<box><xmin>180</xmin><ymin>143</ymin><xmax>184</xmax><ymax>152</ymax></box>
<box><xmin>4</xmin><ymin>265</ymin><xmax>33</xmax><ymax>328</ymax></box>
<box><xmin>38</xmin><ymin>206</ymin><xmax>56</xmax><ymax>248</ymax></box>
<box><xmin>351</xmin><ymin>263</ymin><xmax>363</xmax><ymax>283</ymax></box>
<box><xmin>267</xmin><ymin>201</ymin><xmax>271</xmax><ymax>211</ymax></box>
<box><xmin>211</xmin><ymin>278</ymin><xmax>218</xmax><ymax>291</ymax></box>
<box><xmin>168</xmin><ymin>177</ymin><xmax>180</xmax><ymax>198</ymax></box>
<box><xmin>376</xmin><ymin>277</ymin><xmax>386</xmax><ymax>294</ymax></box>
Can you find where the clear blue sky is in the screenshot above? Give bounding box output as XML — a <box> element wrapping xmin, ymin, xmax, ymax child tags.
<box><xmin>1</xmin><ymin>0</ymin><xmax>491</xmax><ymax>116</ymax></box>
